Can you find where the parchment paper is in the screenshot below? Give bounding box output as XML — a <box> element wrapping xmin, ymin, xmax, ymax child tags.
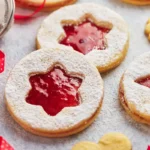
<box><xmin>0</xmin><ymin>0</ymin><xmax>150</xmax><ymax>149</ymax></box>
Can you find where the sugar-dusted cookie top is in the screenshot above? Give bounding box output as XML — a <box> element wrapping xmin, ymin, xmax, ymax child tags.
<box><xmin>37</xmin><ymin>3</ymin><xmax>129</xmax><ymax>72</ymax></box>
<box><xmin>5</xmin><ymin>46</ymin><xmax>104</xmax><ymax>137</ymax></box>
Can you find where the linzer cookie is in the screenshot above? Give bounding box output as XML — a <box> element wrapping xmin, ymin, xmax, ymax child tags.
<box><xmin>37</xmin><ymin>3</ymin><xmax>129</xmax><ymax>73</ymax></box>
<box><xmin>5</xmin><ymin>46</ymin><xmax>104</xmax><ymax>137</ymax></box>
<box><xmin>119</xmin><ymin>52</ymin><xmax>150</xmax><ymax>125</ymax></box>
<box><xmin>15</xmin><ymin>0</ymin><xmax>77</xmax><ymax>11</ymax></box>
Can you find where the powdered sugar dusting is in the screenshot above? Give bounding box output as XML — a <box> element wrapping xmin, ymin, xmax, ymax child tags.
<box><xmin>37</xmin><ymin>3</ymin><xmax>128</xmax><ymax>68</ymax></box>
<box><xmin>5</xmin><ymin>47</ymin><xmax>103</xmax><ymax>132</ymax></box>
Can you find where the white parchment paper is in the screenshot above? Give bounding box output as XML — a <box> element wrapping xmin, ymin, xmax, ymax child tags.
<box><xmin>0</xmin><ymin>0</ymin><xmax>150</xmax><ymax>149</ymax></box>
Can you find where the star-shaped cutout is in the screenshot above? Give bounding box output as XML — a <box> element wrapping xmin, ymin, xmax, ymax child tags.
<box><xmin>26</xmin><ymin>66</ymin><xmax>82</xmax><ymax>116</ymax></box>
<box><xmin>136</xmin><ymin>77</ymin><xmax>150</xmax><ymax>88</ymax></box>
<box><xmin>60</xmin><ymin>20</ymin><xmax>111</xmax><ymax>55</ymax></box>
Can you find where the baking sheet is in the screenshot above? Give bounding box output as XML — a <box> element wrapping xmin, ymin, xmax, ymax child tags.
<box><xmin>0</xmin><ymin>0</ymin><xmax>150</xmax><ymax>149</ymax></box>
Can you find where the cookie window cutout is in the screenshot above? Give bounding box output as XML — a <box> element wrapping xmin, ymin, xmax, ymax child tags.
<box><xmin>135</xmin><ymin>76</ymin><xmax>150</xmax><ymax>88</ymax></box>
<box><xmin>26</xmin><ymin>66</ymin><xmax>83</xmax><ymax>116</ymax></box>
<box><xmin>60</xmin><ymin>16</ymin><xmax>111</xmax><ymax>55</ymax></box>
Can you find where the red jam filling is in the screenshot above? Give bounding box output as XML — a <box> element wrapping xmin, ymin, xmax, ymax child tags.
<box><xmin>136</xmin><ymin>77</ymin><xmax>150</xmax><ymax>88</ymax></box>
<box><xmin>26</xmin><ymin>66</ymin><xmax>82</xmax><ymax>116</ymax></box>
<box><xmin>0</xmin><ymin>51</ymin><xmax>5</xmax><ymax>73</ymax></box>
<box><xmin>60</xmin><ymin>21</ymin><xmax>110</xmax><ymax>55</ymax></box>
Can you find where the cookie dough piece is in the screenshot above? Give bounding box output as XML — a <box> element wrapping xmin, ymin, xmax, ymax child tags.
<box><xmin>72</xmin><ymin>141</ymin><xmax>101</xmax><ymax>150</ymax></box>
<box><xmin>98</xmin><ymin>133</ymin><xmax>132</xmax><ymax>150</ymax></box>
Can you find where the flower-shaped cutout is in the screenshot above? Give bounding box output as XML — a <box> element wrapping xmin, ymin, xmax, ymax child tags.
<box><xmin>26</xmin><ymin>66</ymin><xmax>82</xmax><ymax>116</ymax></box>
<box><xmin>60</xmin><ymin>21</ymin><xmax>110</xmax><ymax>55</ymax></box>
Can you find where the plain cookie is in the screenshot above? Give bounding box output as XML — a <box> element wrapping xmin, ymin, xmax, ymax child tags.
<box><xmin>98</xmin><ymin>133</ymin><xmax>132</xmax><ymax>150</ymax></box>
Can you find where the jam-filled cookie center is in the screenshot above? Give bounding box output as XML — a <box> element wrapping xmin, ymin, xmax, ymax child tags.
<box><xmin>136</xmin><ymin>77</ymin><xmax>150</xmax><ymax>88</ymax></box>
<box><xmin>26</xmin><ymin>66</ymin><xmax>82</xmax><ymax>116</ymax></box>
<box><xmin>60</xmin><ymin>21</ymin><xmax>110</xmax><ymax>55</ymax></box>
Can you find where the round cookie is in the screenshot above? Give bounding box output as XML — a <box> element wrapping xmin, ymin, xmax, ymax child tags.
<box><xmin>15</xmin><ymin>0</ymin><xmax>77</xmax><ymax>11</ymax></box>
<box><xmin>119</xmin><ymin>52</ymin><xmax>150</xmax><ymax>125</ymax></box>
<box><xmin>72</xmin><ymin>141</ymin><xmax>101</xmax><ymax>150</ymax></box>
<box><xmin>5</xmin><ymin>46</ymin><xmax>104</xmax><ymax>137</ymax></box>
<box><xmin>122</xmin><ymin>0</ymin><xmax>150</xmax><ymax>5</ymax></box>
<box><xmin>37</xmin><ymin>3</ymin><xmax>129</xmax><ymax>73</ymax></box>
<box><xmin>98</xmin><ymin>133</ymin><xmax>132</xmax><ymax>150</ymax></box>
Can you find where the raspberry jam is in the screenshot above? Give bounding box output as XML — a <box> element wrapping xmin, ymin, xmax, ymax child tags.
<box><xmin>60</xmin><ymin>21</ymin><xmax>110</xmax><ymax>55</ymax></box>
<box><xmin>136</xmin><ymin>77</ymin><xmax>150</xmax><ymax>88</ymax></box>
<box><xmin>26</xmin><ymin>66</ymin><xmax>82</xmax><ymax>116</ymax></box>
